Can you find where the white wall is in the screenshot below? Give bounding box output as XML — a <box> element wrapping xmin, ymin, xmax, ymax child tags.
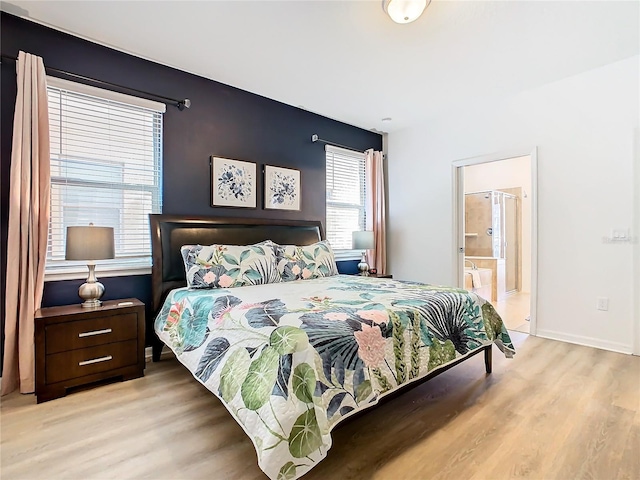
<box><xmin>387</xmin><ymin>56</ymin><xmax>639</xmax><ymax>354</ymax></box>
<box><xmin>634</xmin><ymin>127</ymin><xmax>640</xmax><ymax>355</ymax></box>
<box><xmin>464</xmin><ymin>155</ymin><xmax>532</xmax><ymax>293</ymax></box>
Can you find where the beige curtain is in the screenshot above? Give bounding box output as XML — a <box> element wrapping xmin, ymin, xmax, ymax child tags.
<box><xmin>365</xmin><ymin>149</ymin><xmax>386</xmax><ymax>274</ymax></box>
<box><xmin>2</xmin><ymin>51</ymin><xmax>50</xmax><ymax>395</ymax></box>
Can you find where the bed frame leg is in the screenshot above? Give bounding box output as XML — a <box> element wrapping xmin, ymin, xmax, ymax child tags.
<box><xmin>152</xmin><ymin>336</ymin><xmax>164</xmax><ymax>362</ymax></box>
<box><xmin>484</xmin><ymin>345</ymin><xmax>492</xmax><ymax>374</ymax></box>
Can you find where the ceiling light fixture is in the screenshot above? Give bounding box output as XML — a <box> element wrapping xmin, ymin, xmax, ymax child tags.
<box><xmin>382</xmin><ymin>0</ymin><xmax>429</xmax><ymax>24</ymax></box>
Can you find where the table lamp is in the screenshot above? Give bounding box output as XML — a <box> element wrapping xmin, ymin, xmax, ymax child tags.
<box><xmin>352</xmin><ymin>231</ymin><xmax>375</xmax><ymax>276</ymax></box>
<box><xmin>65</xmin><ymin>224</ymin><xmax>115</xmax><ymax>308</ymax></box>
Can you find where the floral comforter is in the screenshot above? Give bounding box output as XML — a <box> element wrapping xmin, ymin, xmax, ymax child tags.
<box><xmin>155</xmin><ymin>275</ymin><xmax>515</xmax><ymax>480</ymax></box>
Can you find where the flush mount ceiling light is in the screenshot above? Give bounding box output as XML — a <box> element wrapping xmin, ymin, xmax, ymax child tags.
<box><xmin>383</xmin><ymin>0</ymin><xmax>430</xmax><ymax>24</ymax></box>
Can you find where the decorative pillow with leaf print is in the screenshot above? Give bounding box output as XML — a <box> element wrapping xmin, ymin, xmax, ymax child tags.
<box><xmin>181</xmin><ymin>243</ymin><xmax>280</xmax><ymax>289</ymax></box>
<box><xmin>275</xmin><ymin>240</ymin><xmax>339</xmax><ymax>281</ymax></box>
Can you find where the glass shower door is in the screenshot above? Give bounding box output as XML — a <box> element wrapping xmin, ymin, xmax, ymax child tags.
<box><xmin>504</xmin><ymin>194</ymin><xmax>519</xmax><ymax>293</ymax></box>
<box><xmin>491</xmin><ymin>192</ymin><xmax>502</xmax><ymax>258</ymax></box>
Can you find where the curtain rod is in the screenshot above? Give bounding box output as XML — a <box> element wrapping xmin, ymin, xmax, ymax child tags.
<box><xmin>311</xmin><ymin>134</ymin><xmax>370</xmax><ymax>153</ymax></box>
<box><xmin>0</xmin><ymin>54</ymin><xmax>191</xmax><ymax>110</ymax></box>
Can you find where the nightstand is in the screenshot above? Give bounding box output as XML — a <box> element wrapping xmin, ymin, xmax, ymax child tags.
<box><xmin>35</xmin><ymin>298</ymin><xmax>145</xmax><ymax>403</ymax></box>
<box><xmin>353</xmin><ymin>273</ymin><xmax>393</xmax><ymax>279</ymax></box>
<box><xmin>369</xmin><ymin>273</ymin><xmax>393</xmax><ymax>279</ymax></box>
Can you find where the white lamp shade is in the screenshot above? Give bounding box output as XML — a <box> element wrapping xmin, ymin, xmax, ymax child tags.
<box><xmin>65</xmin><ymin>226</ymin><xmax>115</xmax><ymax>261</ymax></box>
<box><xmin>352</xmin><ymin>231</ymin><xmax>375</xmax><ymax>250</ymax></box>
<box><xmin>383</xmin><ymin>0</ymin><xmax>428</xmax><ymax>24</ymax></box>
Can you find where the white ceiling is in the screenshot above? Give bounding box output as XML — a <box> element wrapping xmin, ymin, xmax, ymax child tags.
<box><xmin>3</xmin><ymin>1</ymin><xmax>639</xmax><ymax>133</ymax></box>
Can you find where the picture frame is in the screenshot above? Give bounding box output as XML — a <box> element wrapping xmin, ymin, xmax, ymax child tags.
<box><xmin>264</xmin><ymin>165</ymin><xmax>301</xmax><ymax>211</ymax></box>
<box><xmin>210</xmin><ymin>156</ymin><xmax>257</xmax><ymax>208</ymax></box>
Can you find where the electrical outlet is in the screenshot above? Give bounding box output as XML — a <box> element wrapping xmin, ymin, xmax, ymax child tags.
<box><xmin>597</xmin><ymin>297</ymin><xmax>609</xmax><ymax>311</ymax></box>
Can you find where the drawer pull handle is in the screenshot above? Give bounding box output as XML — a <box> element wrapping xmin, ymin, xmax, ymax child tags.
<box><xmin>79</xmin><ymin>328</ymin><xmax>112</xmax><ymax>338</ymax></box>
<box><xmin>79</xmin><ymin>355</ymin><xmax>113</xmax><ymax>366</ymax></box>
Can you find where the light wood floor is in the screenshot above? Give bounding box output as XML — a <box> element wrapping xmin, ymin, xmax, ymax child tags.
<box><xmin>2</xmin><ymin>333</ymin><xmax>639</xmax><ymax>480</ymax></box>
<box><xmin>495</xmin><ymin>292</ymin><xmax>531</xmax><ymax>334</ymax></box>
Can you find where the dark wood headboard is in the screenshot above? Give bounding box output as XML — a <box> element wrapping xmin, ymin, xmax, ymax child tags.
<box><xmin>149</xmin><ymin>214</ymin><xmax>324</xmax><ymax>314</ymax></box>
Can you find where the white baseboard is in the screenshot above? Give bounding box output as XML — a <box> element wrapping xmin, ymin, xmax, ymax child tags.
<box><xmin>536</xmin><ymin>329</ymin><xmax>633</xmax><ymax>355</ymax></box>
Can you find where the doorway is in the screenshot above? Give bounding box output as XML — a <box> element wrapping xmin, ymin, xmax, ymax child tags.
<box><xmin>452</xmin><ymin>149</ymin><xmax>538</xmax><ymax>335</ymax></box>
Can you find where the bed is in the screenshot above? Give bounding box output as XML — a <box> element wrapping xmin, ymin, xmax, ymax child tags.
<box><xmin>150</xmin><ymin>214</ymin><xmax>515</xmax><ymax>480</ymax></box>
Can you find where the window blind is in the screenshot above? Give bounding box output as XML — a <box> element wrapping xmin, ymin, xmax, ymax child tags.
<box><xmin>325</xmin><ymin>145</ymin><xmax>366</xmax><ymax>257</ymax></box>
<box><xmin>46</xmin><ymin>77</ymin><xmax>163</xmax><ymax>274</ymax></box>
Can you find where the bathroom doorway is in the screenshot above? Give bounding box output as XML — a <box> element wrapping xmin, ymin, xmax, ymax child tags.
<box><xmin>452</xmin><ymin>149</ymin><xmax>538</xmax><ymax>335</ymax></box>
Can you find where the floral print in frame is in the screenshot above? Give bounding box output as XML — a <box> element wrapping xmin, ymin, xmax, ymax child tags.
<box><xmin>264</xmin><ymin>164</ymin><xmax>301</xmax><ymax>211</ymax></box>
<box><xmin>211</xmin><ymin>156</ymin><xmax>257</xmax><ymax>208</ymax></box>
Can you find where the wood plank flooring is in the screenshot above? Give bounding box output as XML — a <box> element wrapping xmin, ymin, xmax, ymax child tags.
<box><xmin>494</xmin><ymin>292</ymin><xmax>530</xmax><ymax>334</ymax></box>
<box><xmin>2</xmin><ymin>332</ymin><xmax>639</xmax><ymax>479</ymax></box>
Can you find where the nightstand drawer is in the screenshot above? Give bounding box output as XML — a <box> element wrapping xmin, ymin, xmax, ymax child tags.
<box><xmin>45</xmin><ymin>314</ymin><xmax>138</xmax><ymax>354</ymax></box>
<box><xmin>46</xmin><ymin>340</ymin><xmax>139</xmax><ymax>384</ymax></box>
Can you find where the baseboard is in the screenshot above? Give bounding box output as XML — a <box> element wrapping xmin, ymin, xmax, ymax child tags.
<box><xmin>536</xmin><ymin>329</ymin><xmax>633</xmax><ymax>355</ymax></box>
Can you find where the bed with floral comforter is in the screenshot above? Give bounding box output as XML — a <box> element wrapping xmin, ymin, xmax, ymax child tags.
<box><xmin>154</xmin><ymin>274</ymin><xmax>515</xmax><ymax>480</ymax></box>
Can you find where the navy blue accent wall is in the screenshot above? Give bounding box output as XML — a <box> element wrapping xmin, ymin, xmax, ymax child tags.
<box><xmin>0</xmin><ymin>13</ymin><xmax>382</xmax><ymax>362</ymax></box>
<box><xmin>336</xmin><ymin>260</ymin><xmax>361</xmax><ymax>275</ymax></box>
<box><xmin>41</xmin><ymin>275</ymin><xmax>152</xmax><ymax>315</ymax></box>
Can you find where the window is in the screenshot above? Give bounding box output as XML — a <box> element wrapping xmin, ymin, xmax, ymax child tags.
<box><xmin>325</xmin><ymin>145</ymin><xmax>366</xmax><ymax>259</ymax></box>
<box><xmin>46</xmin><ymin>77</ymin><xmax>164</xmax><ymax>278</ymax></box>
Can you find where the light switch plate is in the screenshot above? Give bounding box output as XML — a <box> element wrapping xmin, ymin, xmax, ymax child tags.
<box><xmin>612</xmin><ymin>228</ymin><xmax>629</xmax><ymax>240</ymax></box>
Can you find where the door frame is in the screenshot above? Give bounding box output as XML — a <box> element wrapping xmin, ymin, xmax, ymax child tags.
<box><xmin>633</xmin><ymin>128</ymin><xmax>639</xmax><ymax>356</ymax></box>
<box><xmin>451</xmin><ymin>148</ymin><xmax>538</xmax><ymax>335</ymax></box>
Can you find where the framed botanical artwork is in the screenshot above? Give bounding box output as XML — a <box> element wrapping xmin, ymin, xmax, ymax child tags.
<box><xmin>210</xmin><ymin>156</ymin><xmax>257</xmax><ymax>208</ymax></box>
<box><xmin>264</xmin><ymin>165</ymin><xmax>301</xmax><ymax>211</ymax></box>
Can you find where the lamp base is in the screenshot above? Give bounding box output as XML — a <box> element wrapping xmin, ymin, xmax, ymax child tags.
<box><xmin>357</xmin><ymin>251</ymin><xmax>370</xmax><ymax>276</ymax></box>
<box><xmin>78</xmin><ymin>280</ymin><xmax>105</xmax><ymax>308</ymax></box>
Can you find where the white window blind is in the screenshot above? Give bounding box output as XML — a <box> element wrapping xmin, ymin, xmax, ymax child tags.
<box><xmin>325</xmin><ymin>145</ymin><xmax>366</xmax><ymax>259</ymax></box>
<box><xmin>46</xmin><ymin>77</ymin><xmax>163</xmax><ymax>276</ymax></box>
